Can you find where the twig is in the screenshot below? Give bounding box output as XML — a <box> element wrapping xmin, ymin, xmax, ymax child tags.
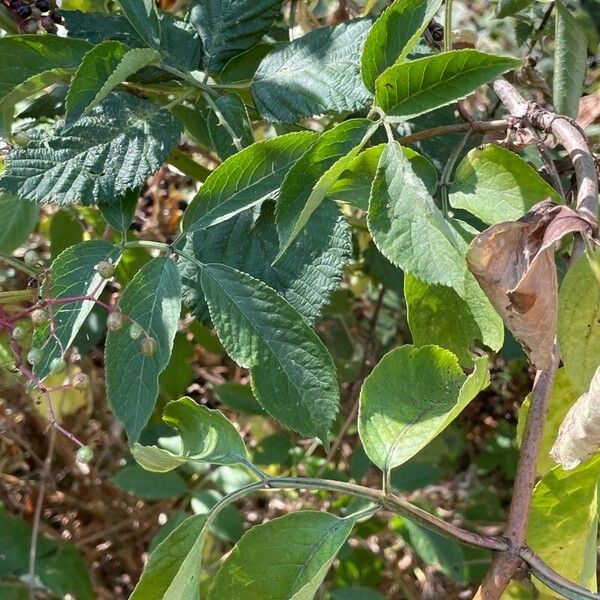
<box><xmin>28</xmin><ymin>427</ymin><xmax>55</xmax><ymax>599</ymax></box>
<box><xmin>395</xmin><ymin>119</ymin><xmax>509</xmax><ymax>145</ymax></box>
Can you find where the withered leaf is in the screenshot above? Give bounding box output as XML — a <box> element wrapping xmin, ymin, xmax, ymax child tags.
<box><xmin>467</xmin><ymin>200</ymin><xmax>592</xmax><ymax>369</ymax></box>
<box><xmin>551</xmin><ymin>364</ymin><xmax>600</xmax><ymax>470</ymax></box>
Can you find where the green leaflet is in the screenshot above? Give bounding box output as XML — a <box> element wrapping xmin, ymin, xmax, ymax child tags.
<box><xmin>0</xmin><ymin>194</ymin><xmax>38</xmax><ymax>252</ymax></box>
<box><xmin>554</xmin><ymin>1</ymin><xmax>587</xmax><ymax>118</ymax></box>
<box><xmin>201</xmin><ymin>263</ymin><xmax>340</xmax><ymax>441</ymax></box>
<box><xmin>191</xmin><ymin>489</ymin><xmax>244</xmax><ymax>543</ymax></box>
<box><xmin>0</xmin><ymin>92</ymin><xmax>181</xmax><ymax>205</ymax></box>
<box><xmin>130</xmin><ymin>514</ymin><xmax>207</xmax><ymax>600</ymax></box>
<box><xmin>361</xmin><ymin>0</ymin><xmax>443</xmax><ymax>91</ymax></box>
<box><xmin>116</xmin><ymin>0</ymin><xmax>161</xmax><ymax>49</ymax></box>
<box><xmin>358</xmin><ymin>344</ymin><xmax>489</xmax><ymax>472</ymax></box>
<box><xmin>375</xmin><ymin>50</ymin><xmax>521</xmax><ymax>118</ymax></box>
<box><xmin>404</xmin><ymin>274</ymin><xmax>504</xmax><ymax>367</ymax></box>
<box><xmin>32</xmin><ymin>240</ymin><xmax>120</xmax><ymax>380</ymax></box>
<box><xmin>0</xmin><ymin>35</ymin><xmax>91</xmax><ymax>104</ymax></box>
<box><xmin>111</xmin><ymin>464</ymin><xmax>188</xmax><ymax>500</ymax></box>
<box><xmin>214</xmin><ymin>382</ymin><xmax>266</xmax><ymax>415</ymax></box>
<box><xmin>99</xmin><ymin>188</ymin><xmax>139</xmax><ymax>232</ymax></box>
<box><xmin>275</xmin><ymin>118</ymin><xmax>376</xmax><ymax>255</ymax></box>
<box><xmin>527</xmin><ymin>457</ymin><xmax>600</xmax><ymax>597</ymax></box>
<box><xmin>517</xmin><ymin>368</ymin><xmax>580</xmax><ymax>476</ymax></box>
<box><xmin>182</xmin><ymin>130</ymin><xmax>317</xmax><ymax>233</ymax></box>
<box><xmin>208</xmin><ymin>511</ymin><xmax>354</xmax><ymax>600</ymax></box>
<box><xmin>367</xmin><ymin>141</ymin><xmax>467</xmax><ymax>293</ymax></box>
<box><xmin>206</xmin><ymin>93</ymin><xmax>254</xmax><ymax>160</ymax></box>
<box><xmin>252</xmin><ymin>19</ymin><xmax>373</xmax><ymax>123</ymax></box>
<box><xmin>65</xmin><ymin>41</ymin><xmax>160</xmax><ymax>125</ymax></box>
<box><xmin>180</xmin><ymin>200</ymin><xmax>351</xmax><ymax>325</ymax></box>
<box><xmin>189</xmin><ymin>0</ymin><xmax>281</xmax><ymax>72</ymax></box>
<box><xmin>49</xmin><ymin>210</ymin><xmax>84</xmax><ymax>260</ymax></box>
<box><xmin>449</xmin><ymin>144</ymin><xmax>562</xmax><ymax>225</ymax></box>
<box><xmin>496</xmin><ymin>0</ymin><xmax>534</xmax><ymax>18</ymax></box>
<box><xmin>105</xmin><ymin>257</ymin><xmax>181</xmax><ymax>442</ymax></box>
<box><xmin>132</xmin><ymin>396</ymin><xmax>248</xmax><ymax>472</ymax></box>
<box><xmin>557</xmin><ymin>250</ymin><xmax>600</xmax><ymax>394</ymax></box>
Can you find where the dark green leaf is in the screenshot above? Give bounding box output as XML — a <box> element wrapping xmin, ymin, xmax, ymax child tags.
<box><xmin>49</xmin><ymin>210</ymin><xmax>84</xmax><ymax>260</ymax></box>
<box><xmin>181</xmin><ymin>200</ymin><xmax>351</xmax><ymax>324</ymax></box>
<box><xmin>182</xmin><ymin>130</ymin><xmax>317</xmax><ymax>233</ymax></box>
<box><xmin>375</xmin><ymin>50</ymin><xmax>521</xmax><ymax>118</ymax></box>
<box><xmin>117</xmin><ymin>0</ymin><xmax>161</xmax><ymax>49</ymax></box>
<box><xmin>554</xmin><ymin>1</ymin><xmax>587</xmax><ymax>118</ymax></box>
<box><xmin>111</xmin><ymin>463</ymin><xmax>188</xmax><ymax>499</ymax></box>
<box><xmin>213</xmin><ymin>382</ymin><xmax>266</xmax><ymax>415</ymax></box>
<box><xmin>106</xmin><ymin>256</ymin><xmax>181</xmax><ymax>442</ymax></box>
<box><xmin>208</xmin><ymin>511</ymin><xmax>354</xmax><ymax>599</ymax></box>
<box><xmin>361</xmin><ymin>0</ymin><xmax>443</xmax><ymax>90</ymax></box>
<box><xmin>207</xmin><ymin>93</ymin><xmax>254</xmax><ymax>159</ymax></box>
<box><xmin>252</xmin><ymin>19</ymin><xmax>373</xmax><ymax>123</ymax></box>
<box><xmin>65</xmin><ymin>40</ymin><xmax>160</xmax><ymax>125</ymax></box>
<box><xmin>0</xmin><ymin>92</ymin><xmax>181</xmax><ymax>205</ymax></box>
<box><xmin>189</xmin><ymin>0</ymin><xmax>281</xmax><ymax>72</ymax></box>
<box><xmin>159</xmin><ymin>333</ymin><xmax>194</xmax><ymax>399</ymax></box>
<box><xmin>201</xmin><ymin>263</ymin><xmax>340</xmax><ymax>440</ymax></box>
<box><xmin>32</xmin><ymin>240</ymin><xmax>120</xmax><ymax>380</ymax></box>
<box><xmin>0</xmin><ymin>194</ymin><xmax>38</xmax><ymax>252</ymax></box>
<box><xmin>99</xmin><ymin>188</ymin><xmax>139</xmax><ymax>232</ymax></box>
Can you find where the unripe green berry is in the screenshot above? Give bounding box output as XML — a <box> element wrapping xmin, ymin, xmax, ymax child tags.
<box><xmin>107</xmin><ymin>311</ymin><xmax>124</xmax><ymax>331</ymax></box>
<box><xmin>27</xmin><ymin>347</ymin><xmax>43</xmax><ymax>365</ymax></box>
<box><xmin>140</xmin><ymin>336</ymin><xmax>157</xmax><ymax>356</ymax></box>
<box><xmin>49</xmin><ymin>357</ymin><xmax>66</xmax><ymax>375</ymax></box>
<box><xmin>72</xmin><ymin>372</ymin><xmax>89</xmax><ymax>390</ymax></box>
<box><xmin>13</xmin><ymin>132</ymin><xmax>31</xmax><ymax>147</ymax></box>
<box><xmin>129</xmin><ymin>323</ymin><xmax>143</xmax><ymax>339</ymax></box>
<box><xmin>23</xmin><ymin>249</ymin><xmax>40</xmax><ymax>265</ymax></box>
<box><xmin>76</xmin><ymin>445</ymin><xmax>93</xmax><ymax>464</ymax></box>
<box><xmin>95</xmin><ymin>259</ymin><xmax>115</xmax><ymax>279</ymax></box>
<box><xmin>12</xmin><ymin>325</ymin><xmax>28</xmax><ymax>341</ymax></box>
<box><xmin>31</xmin><ymin>308</ymin><xmax>48</xmax><ymax>327</ymax></box>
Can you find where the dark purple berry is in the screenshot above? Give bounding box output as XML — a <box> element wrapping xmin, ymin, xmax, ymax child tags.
<box><xmin>36</xmin><ymin>0</ymin><xmax>49</xmax><ymax>10</ymax></box>
<box><xmin>49</xmin><ymin>8</ymin><xmax>61</xmax><ymax>22</ymax></box>
<box><xmin>10</xmin><ymin>1</ymin><xmax>20</xmax><ymax>9</ymax></box>
<box><xmin>16</xmin><ymin>4</ymin><xmax>32</xmax><ymax>16</ymax></box>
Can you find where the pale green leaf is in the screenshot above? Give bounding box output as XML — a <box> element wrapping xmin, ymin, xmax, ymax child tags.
<box><xmin>0</xmin><ymin>92</ymin><xmax>181</xmax><ymax>205</ymax></box>
<box><xmin>182</xmin><ymin>131</ymin><xmax>317</xmax><ymax>233</ymax></box>
<box><xmin>275</xmin><ymin>119</ymin><xmax>377</xmax><ymax>255</ymax></box>
<box><xmin>201</xmin><ymin>264</ymin><xmax>340</xmax><ymax>440</ymax></box>
<box><xmin>557</xmin><ymin>250</ymin><xmax>600</xmax><ymax>394</ymax></box>
<box><xmin>367</xmin><ymin>141</ymin><xmax>467</xmax><ymax>293</ymax></box>
<box><xmin>106</xmin><ymin>257</ymin><xmax>181</xmax><ymax>442</ymax></box>
<box><xmin>0</xmin><ymin>194</ymin><xmax>38</xmax><ymax>252</ymax></box>
<box><xmin>181</xmin><ymin>201</ymin><xmax>351</xmax><ymax>325</ymax></box>
<box><xmin>361</xmin><ymin>0</ymin><xmax>443</xmax><ymax>91</ymax></box>
<box><xmin>252</xmin><ymin>19</ymin><xmax>373</xmax><ymax>123</ymax></box>
<box><xmin>130</xmin><ymin>514</ymin><xmax>207</xmax><ymax>600</ymax></box>
<box><xmin>358</xmin><ymin>345</ymin><xmax>489</xmax><ymax>472</ymax></box>
<box><xmin>375</xmin><ymin>50</ymin><xmax>521</xmax><ymax>118</ymax></box>
<box><xmin>208</xmin><ymin>511</ymin><xmax>354</xmax><ymax>600</ymax></box>
<box><xmin>133</xmin><ymin>396</ymin><xmax>248</xmax><ymax>472</ymax></box>
<box><xmin>117</xmin><ymin>0</ymin><xmax>161</xmax><ymax>49</ymax></box>
<box><xmin>517</xmin><ymin>368</ymin><xmax>580</xmax><ymax>476</ymax></box>
<box><xmin>66</xmin><ymin>41</ymin><xmax>160</xmax><ymax>125</ymax></box>
<box><xmin>450</xmin><ymin>144</ymin><xmax>562</xmax><ymax>225</ymax></box>
<box><xmin>405</xmin><ymin>274</ymin><xmax>504</xmax><ymax>367</ymax></box>
<box><xmin>554</xmin><ymin>1</ymin><xmax>587</xmax><ymax>118</ymax></box>
<box><xmin>189</xmin><ymin>0</ymin><xmax>281</xmax><ymax>72</ymax></box>
<box><xmin>32</xmin><ymin>240</ymin><xmax>120</xmax><ymax>380</ymax></box>
<box><xmin>527</xmin><ymin>457</ymin><xmax>600</xmax><ymax>597</ymax></box>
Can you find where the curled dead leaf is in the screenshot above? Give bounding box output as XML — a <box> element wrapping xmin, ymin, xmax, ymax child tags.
<box><xmin>551</xmin><ymin>365</ymin><xmax>600</xmax><ymax>470</ymax></box>
<box><xmin>467</xmin><ymin>200</ymin><xmax>593</xmax><ymax>369</ymax></box>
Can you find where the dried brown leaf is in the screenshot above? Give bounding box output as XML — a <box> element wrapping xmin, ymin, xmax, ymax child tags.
<box><xmin>467</xmin><ymin>200</ymin><xmax>592</xmax><ymax>369</ymax></box>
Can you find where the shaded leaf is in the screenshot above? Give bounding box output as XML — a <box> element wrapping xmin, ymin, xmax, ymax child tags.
<box><xmin>32</xmin><ymin>240</ymin><xmax>120</xmax><ymax>380</ymax></box>
<box><xmin>0</xmin><ymin>92</ymin><xmax>181</xmax><ymax>205</ymax></box>
<box><xmin>208</xmin><ymin>511</ymin><xmax>354</xmax><ymax>600</ymax></box>
<box><xmin>111</xmin><ymin>463</ymin><xmax>188</xmax><ymax>499</ymax></box>
<box><xmin>106</xmin><ymin>257</ymin><xmax>181</xmax><ymax>442</ymax></box>
<box><xmin>207</xmin><ymin>93</ymin><xmax>253</xmax><ymax>159</ymax></box>
<box><xmin>527</xmin><ymin>457</ymin><xmax>600</xmax><ymax>597</ymax></box>
<box><xmin>0</xmin><ymin>194</ymin><xmax>38</xmax><ymax>252</ymax></box>
<box><xmin>65</xmin><ymin>41</ymin><xmax>159</xmax><ymax>125</ymax></box>
<box><xmin>191</xmin><ymin>489</ymin><xmax>244</xmax><ymax>542</ymax></box>
<box><xmin>358</xmin><ymin>344</ymin><xmax>489</xmax><ymax>472</ymax></box>
<box><xmin>450</xmin><ymin>144</ymin><xmax>562</xmax><ymax>225</ymax></box>
<box><xmin>214</xmin><ymin>382</ymin><xmax>266</xmax><ymax>415</ymax></box>
<box><xmin>49</xmin><ymin>210</ymin><xmax>84</xmax><ymax>260</ymax></box>
<box><xmin>201</xmin><ymin>264</ymin><xmax>340</xmax><ymax>440</ymax></box>
<box><xmin>251</xmin><ymin>19</ymin><xmax>372</xmax><ymax>123</ymax></box>
<box><xmin>468</xmin><ymin>201</ymin><xmax>592</xmax><ymax>369</ymax></box>
<box><xmin>99</xmin><ymin>188</ymin><xmax>139</xmax><ymax>232</ymax></box>
<box><xmin>375</xmin><ymin>50</ymin><xmax>521</xmax><ymax>118</ymax></box>
<box><xmin>361</xmin><ymin>0</ymin><xmax>443</xmax><ymax>91</ymax></box>
<box><xmin>554</xmin><ymin>1</ymin><xmax>587</xmax><ymax>118</ymax></box>
<box><xmin>117</xmin><ymin>0</ymin><xmax>161</xmax><ymax>49</ymax></box>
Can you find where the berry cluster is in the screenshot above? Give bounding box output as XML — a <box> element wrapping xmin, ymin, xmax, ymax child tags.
<box><xmin>2</xmin><ymin>0</ymin><xmax>62</xmax><ymax>33</ymax></box>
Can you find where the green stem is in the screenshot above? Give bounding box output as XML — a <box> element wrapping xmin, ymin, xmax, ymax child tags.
<box><xmin>0</xmin><ymin>252</ymin><xmax>40</xmax><ymax>278</ymax></box>
<box><xmin>444</xmin><ymin>0</ymin><xmax>453</xmax><ymax>52</ymax></box>
<box><xmin>202</xmin><ymin>92</ymin><xmax>244</xmax><ymax>153</ymax></box>
<box><xmin>159</xmin><ymin>64</ymin><xmax>219</xmax><ymax>98</ymax></box>
<box><xmin>439</xmin><ymin>130</ymin><xmax>472</xmax><ymax>214</ymax></box>
<box><xmin>121</xmin><ymin>240</ymin><xmax>172</xmax><ymax>254</ymax></box>
<box><xmin>0</xmin><ymin>289</ymin><xmax>37</xmax><ymax>304</ymax></box>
